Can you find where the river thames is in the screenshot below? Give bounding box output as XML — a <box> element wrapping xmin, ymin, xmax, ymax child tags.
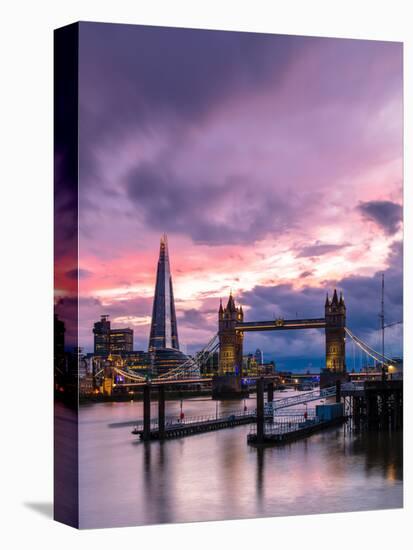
<box><xmin>78</xmin><ymin>390</ymin><xmax>402</xmax><ymax>529</ymax></box>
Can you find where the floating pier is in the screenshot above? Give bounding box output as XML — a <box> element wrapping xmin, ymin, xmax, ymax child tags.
<box><xmin>247</xmin><ymin>415</ymin><xmax>345</xmax><ymax>447</ymax></box>
<box><xmin>249</xmin><ymin>378</ymin><xmax>346</xmax><ymax>446</ymax></box>
<box><xmin>134</xmin><ymin>380</ymin><xmax>275</xmax><ymax>441</ymax></box>
<box><xmin>133</xmin><ymin>412</ymin><xmax>256</xmax><ymax>440</ymax></box>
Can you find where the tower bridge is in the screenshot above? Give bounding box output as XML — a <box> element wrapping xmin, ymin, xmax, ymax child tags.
<box><xmin>217</xmin><ymin>289</ymin><xmax>346</xmax><ymax>391</ymax></box>
<box><xmin>99</xmin><ymin>287</ymin><xmax>397</xmax><ymax>395</ymax></box>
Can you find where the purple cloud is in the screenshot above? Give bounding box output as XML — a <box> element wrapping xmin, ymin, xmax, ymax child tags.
<box><xmin>358</xmin><ymin>200</ymin><xmax>402</xmax><ymax>235</ymax></box>
<box><xmin>126</xmin><ymin>163</ymin><xmax>293</xmax><ymax>244</ymax></box>
<box><xmin>296</xmin><ymin>242</ymin><xmax>349</xmax><ymax>258</ymax></box>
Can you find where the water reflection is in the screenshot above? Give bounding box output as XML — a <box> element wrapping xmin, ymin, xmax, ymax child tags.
<box><xmin>79</xmin><ymin>393</ymin><xmax>402</xmax><ymax>529</ymax></box>
<box><xmin>255</xmin><ymin>447</ymin><xmax>265</xmax><ymax>515</ymax></box>
<box><xmin>142</xmin><ymin>442</ymin><xmax>174</xmax><ymax>524</ymax></box>
<box><xmin>349</xmin><ymin>430</ymin><xmax>403</xmax><ymax>480</ymax></box>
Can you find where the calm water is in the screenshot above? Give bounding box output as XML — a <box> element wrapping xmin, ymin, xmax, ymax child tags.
<box><xmin>79</xmin><ymin>390</ymin><xmax>402</xmax><ymax>529</ymax></box>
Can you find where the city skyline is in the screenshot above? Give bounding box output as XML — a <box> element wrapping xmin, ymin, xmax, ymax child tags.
<box><xmin>63</xmin><ymin>24</ymin><xmax>403</xmax><ymax>366</ymax></box>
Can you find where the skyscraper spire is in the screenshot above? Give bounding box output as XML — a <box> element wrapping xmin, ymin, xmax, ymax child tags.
<box><xmin>148</xmin><ymin>234</ymin><xmax>179</xmax><ymax>351</ymax></box>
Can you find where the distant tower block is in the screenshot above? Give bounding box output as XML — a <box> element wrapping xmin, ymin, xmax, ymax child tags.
<box><xmin>148</xmin><ymin>234</ymin><xmax>180</xmax><ymax>351</ymax></box>
<box><xmin>218</xmin><ymin>293</ymin><xmax>244</xmax><ymax>375</ymax></box>
<box><xmin>325</xmin><ymin>289</ymin><xmax>346</xmax><ymax>372</ymax></box>
<box><xmin>254</xmin><ymin>348</ymin><xmax>264</xmax><ymax>366</ymax></box>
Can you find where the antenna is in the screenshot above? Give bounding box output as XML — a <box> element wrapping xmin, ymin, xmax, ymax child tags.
<box><xmin>379</xmin><ymin>273</ymin><xmax>385</xmax><ymax>375</ymax></box>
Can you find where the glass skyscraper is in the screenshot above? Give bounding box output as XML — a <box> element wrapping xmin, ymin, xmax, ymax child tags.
<box><xmin>148</xmin><ymin>234</ymin><xmax>180</xmax><ymax>351</ymax></box>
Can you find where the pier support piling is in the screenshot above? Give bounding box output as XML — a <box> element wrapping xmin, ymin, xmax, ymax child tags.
<box><xmin>267</xmin><ymin>382</ymin><xmax>274</xmax><ymax>403</ymax></box>
<box><xmin>143</xmin><ymin>384</ymin><xmax>151</xmax><ymax>441</ymax></box>
<box><xmin>352</xmin><ymin>396</ymin><xmax>361</xmax><ymax>429</ymax></box>
<box><xmin>335</xmin><ymin>380</ymin><xmax>341</xmax><ymax>403</ymax></box>
<box><xmin>158</xmin><ymin>386</ymin><xmax>165</xmax><ymax>439</ymax></box>
<box><xmin>257</xmin><ymin>378</ymin><xmax>265</xmax><ymax>444</ymax></box>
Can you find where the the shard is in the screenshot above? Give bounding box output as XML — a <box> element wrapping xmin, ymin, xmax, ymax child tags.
<box><xmin>148</xmin><ymin>234</ymin><xmax>180</xmax><ymax>351</ymax></box>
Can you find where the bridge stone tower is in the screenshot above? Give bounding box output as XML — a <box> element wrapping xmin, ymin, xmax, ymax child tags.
<box><xmin>218</xmin><ymin>293</ymin><xmax>244</xmax><ymax>375</ymax></box>
<box><xmin>325</xmin><ymin>289</ymin><xmax>346</xmax><ymax>373</ymax></box>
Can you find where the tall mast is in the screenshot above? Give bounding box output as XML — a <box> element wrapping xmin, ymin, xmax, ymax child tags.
<box><xmin>380</xmin><ymin>272</ymin><xmax>385</xmax><ymax>371</ymax></box>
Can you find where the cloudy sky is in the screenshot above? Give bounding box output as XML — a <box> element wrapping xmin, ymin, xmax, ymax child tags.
<box><xmin>73</xmin><ymin>22</ymin><xmax>402</xmax><ymax>368</ymax></box>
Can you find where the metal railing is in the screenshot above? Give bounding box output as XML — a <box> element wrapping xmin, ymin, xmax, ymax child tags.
<box><xmin>132</xmin><ymin>400</ymin><xmax>326</xmax><ymax>432</ymax></box>
<box><xmin>249</xmin><ymin>413</ymin><xmax>319</xmax><ymax>436</ymax></box>
<box><xmin>274</xmin><ymin>407</ymin><xmax>317</xmax><ymax>417</ymax></box>
<box><xmin>341</xmin><ymin>381</ymin><xmax>364</xmax><ymax>390</ymax></box>
<box><xmin>273</xmin><ymin>386</ymin><xmax>336</xmax><ymax>410</ymax></box>
<box><xmin>132</xmin><ymin>409</ymin><xmax>256</xmax><ymax>431</ymax></box>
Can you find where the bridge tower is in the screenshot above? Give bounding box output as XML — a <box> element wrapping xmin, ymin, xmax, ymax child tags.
<box><xmin>325</xmin><ymin>289</ymin><xmax>346</xmax><ymax>373</ymax></box>
<box><xmin>218</xmin><ymin>293</ymin><xmax>244</xmax><ymax>375</ymax></box>
<box><xmin>102</xmin><ymin>362</ymin><xmax>114</xmax><ymax>396</ymax></box>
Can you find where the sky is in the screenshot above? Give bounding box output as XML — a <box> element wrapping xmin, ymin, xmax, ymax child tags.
<box><xmin>63</xmin><ymin>22</ymin><xmax>403</xmax><ymax>369</ymax></box>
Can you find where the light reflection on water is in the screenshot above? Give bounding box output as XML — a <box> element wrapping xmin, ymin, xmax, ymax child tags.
<box><xmin>79</xmin><ymin>391</ymin><xmax>402</xmax><ymax>529</ymax></box>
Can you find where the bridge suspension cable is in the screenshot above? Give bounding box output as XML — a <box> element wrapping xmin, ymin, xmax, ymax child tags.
<box><xmin>113</xmin><ymin>367</ymin><xmax>147</xmax><ymax>382</ymax></box>
<box><xmin>155</xmin><ymin>333</ymin><xmax>219</xmax><ymax>380</ymax></box>
<box><xmin>104</xmin><ymin>332</ymin><xmax>219</xmax><ymax>385</ymax></box>
<box><xmin>345</xmin><ymin>327</ymin><xmax>397</xmax><ymax>366</ymax></box>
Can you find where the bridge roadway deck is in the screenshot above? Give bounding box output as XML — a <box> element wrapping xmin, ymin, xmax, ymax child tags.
<box><xmin>116</xmin><ymin>374</ymin><xmax>279</xmax><ymax>388</ymax></box>
<box><xmin>235</xmin><ymin>318</ymin><xmax>326</xmax><ymax>332</ymax></box>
